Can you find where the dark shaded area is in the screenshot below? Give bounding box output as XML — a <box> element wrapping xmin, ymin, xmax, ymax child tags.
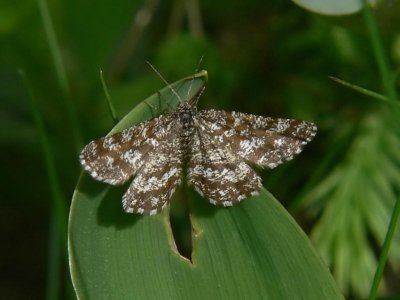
<box><xmin>169</xmin><ymin>186</ymin><xmax>194</xmax><ymax>262</ymax></box>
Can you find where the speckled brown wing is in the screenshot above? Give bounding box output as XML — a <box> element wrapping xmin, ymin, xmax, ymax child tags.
<box><xmin>79</xmin><ymin>113</ymin><xmax>174</xmax><ymax>185</ymax></box>
<box><xmin>187</xmin><ymin>127</ymin><xmax>262</xmax><ymax>206</ymax></box>
<box><xmin>196</xmin><ymin>110</ymin><xmax>317</xmax><ymax>169</ymax></box>
<box><xmin>122</xmin><ymin>133</ymin><xmax>183</xmax><ymax>215</ymax></box>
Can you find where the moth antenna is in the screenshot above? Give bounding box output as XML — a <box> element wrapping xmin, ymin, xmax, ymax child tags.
<box><xmin>186</xmin><ymin>55</ymin><xmax>205</xmax><ymax>101</ymax></box>
<box><xmin>146</xmin><ymin>61</ymin><xmax>184</xmax><ymax>104</ymax></box>
<box><xmin>189</xmin><ymin>85</ymin><xmax>206</xmax><ymax>107</ymax></box>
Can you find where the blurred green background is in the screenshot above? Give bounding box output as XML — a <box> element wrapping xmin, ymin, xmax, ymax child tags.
<box><xmin>1</xmin><ymin>0</ymin><xmax>400</xmax><ymax>299</ymax></box>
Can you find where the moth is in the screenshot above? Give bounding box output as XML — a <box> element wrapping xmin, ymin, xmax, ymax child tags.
<box><xmin>80</xmin><ymin>72</ymin><xmax>317</xmax><ymax>215</ymax></box>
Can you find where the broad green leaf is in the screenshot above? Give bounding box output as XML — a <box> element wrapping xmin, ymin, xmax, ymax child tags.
<box><xmin>292</xmin><ymin>0</ymin><xmax>376</xmax><ymax>15</ymax></box>
<box><xmin>69</xmin><ymin>71</ymin><xmax>343</xmax><ymax>299</ymax></box>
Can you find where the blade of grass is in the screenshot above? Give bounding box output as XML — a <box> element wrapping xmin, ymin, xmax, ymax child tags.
<box><xmin>100</xmin><ymin>69</ymin><xmax>119</xmax><ymax>125</ymax></box>
<box><xmin>36</xmin><ymin>0</ymin><xmax>83</xmax><ymax>152</ymax></box>
<box><xmin>19</xmin><ymin>70</ymin><xmax>69</xmax><ymax>300</ymax></box>
<box><xmin>329</xmin><ymin>76</ymin><xmax>400</xmax><ymax>107</ymax></box>
<box><xmin>45</xmin><ymin>215</ymin><xmax>61</xmax><ymax>300</ymax></box>
<box><xmin>19</xmin><ymin>70</ymin><xmax>68</xmax><ymax>241</ymax></box>
<box><xmin>369</xmin><ymin>194</ymin><xmax>400</xmax><ymax>300</ymax></box>
<box><xmin>362</xmin><ymin>1</ymin><xmax>398</xmax><ymax>102</ymax></box>
<box><xmin>36</xmin><ymin>0</ymin><xmax>68</xmax><ymax>96</ymax></box>
<box><xmin>362</xmin><ymin>2</ymin><xmax>400</xmax><ymax>299</ymax></box>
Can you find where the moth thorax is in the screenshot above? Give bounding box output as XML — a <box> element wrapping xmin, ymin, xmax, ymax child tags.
<box><xmin>177</xmin><ymin>108</ymin><xmax>195</xmax><ymax>156</ymax></box>
<box><xmin>179</xmin><ymin>110</ymin><xmax>194</xmax><ymax>129</ymax></box>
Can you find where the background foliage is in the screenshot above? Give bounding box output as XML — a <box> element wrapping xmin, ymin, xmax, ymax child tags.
<box><xmin>1</xmin><ymin>0</ymin><xmax>400</xmax><ymax>299</ymax></box>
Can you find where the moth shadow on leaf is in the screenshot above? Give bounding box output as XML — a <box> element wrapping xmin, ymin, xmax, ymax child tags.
<box><xmin>187</xmin><ymin>186</ymin><xmax>261</xmax><ymax>219</ymax></box>
<box><xmin>96</xmin><ymin>183</ymin><xmax>143</xmax><ymax>229</ymax></box>
<box><xmin>187</xmin><ymin>188</ymin><xmax>221</xmax><ymax>218</ymax></box>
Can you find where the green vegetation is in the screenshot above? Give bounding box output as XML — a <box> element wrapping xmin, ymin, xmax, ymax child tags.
<box><xmin>1</xmin><ymin>0</ymin><xmax>399</xmax><ymax>299</ymax></box>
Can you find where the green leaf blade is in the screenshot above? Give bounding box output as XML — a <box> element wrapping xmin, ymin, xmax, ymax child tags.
<box><xmin>69</xmin><ymin>71</ymin><xmax>343</xmax><ymax>299</ymax></box>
